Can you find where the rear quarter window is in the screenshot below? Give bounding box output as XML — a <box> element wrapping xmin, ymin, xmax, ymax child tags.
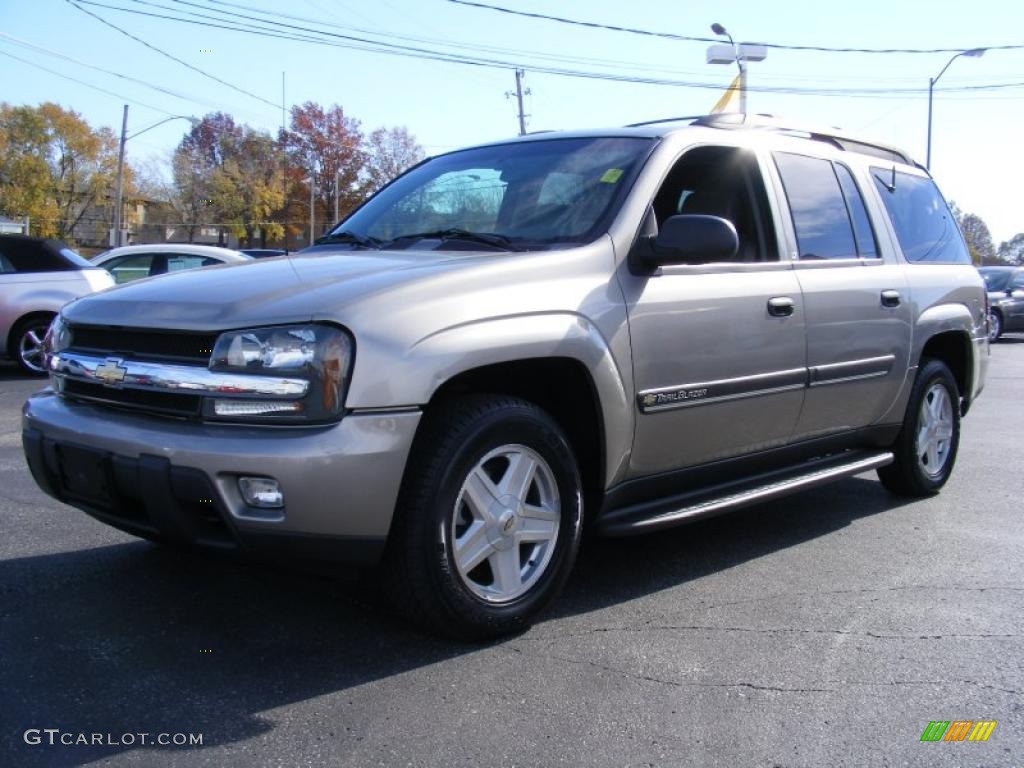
<box><xmin>871</xmin><ymin>169</ymin><xmax>969</xmax><ymax>264</ymax></box>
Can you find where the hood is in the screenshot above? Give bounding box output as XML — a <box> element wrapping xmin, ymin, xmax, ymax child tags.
<box><xmin>62</xmin><ymin>248</ymin><xmax>480</xmax><ymax>330</ymax></box>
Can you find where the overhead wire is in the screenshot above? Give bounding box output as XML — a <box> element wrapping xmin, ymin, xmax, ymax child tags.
<box><xmin>65</xmin><ymin>0</ymin><xmax>281</xmax><ymax>109</ymax></box>
<box><xmin>69</xmin><ymin>0</ymin><xmax>1024</xmax><ymax>99</ymax></box>
<box><xmin>0</xmin><ymin>48</ymin><xmax>175</xmax><ymax>116</ymax></box>
<box><xmin>445</xmin><ymin>0</ymin><xmax>1024</xmax><ymax>55</ymax></box>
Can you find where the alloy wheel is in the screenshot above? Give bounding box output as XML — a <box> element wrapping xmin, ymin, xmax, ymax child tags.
<box><xmin>450</xmin><ymin>444</ymin><xmax>561</xmax><ymax>603</ymax></box>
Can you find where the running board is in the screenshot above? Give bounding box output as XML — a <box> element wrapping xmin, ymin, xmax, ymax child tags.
<box><xmin>598</xmin><ymin>450</ymin><xmax>893</xmax><ymax>537</ymax></box>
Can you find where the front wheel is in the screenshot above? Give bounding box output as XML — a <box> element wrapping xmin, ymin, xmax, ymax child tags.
<box><xmin>877</xmin><ymin>358</ymin><xmax>961</xmax><ymax>497</ymax></box>
<box><xmin>383</xmin><ymin>395</ymin><xmax>583</xmax><ymax>640</ymax></box>
<box><xmin>11</xmin><ymin>315</ymin><xmax>54</xmax><ymax>375</ymax></box>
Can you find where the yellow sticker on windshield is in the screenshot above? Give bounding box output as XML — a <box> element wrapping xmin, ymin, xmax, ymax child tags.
<box><xmin>600</xmin><ymin>168</ymin><xmax>624</xmax><ymax>183</ymax></box>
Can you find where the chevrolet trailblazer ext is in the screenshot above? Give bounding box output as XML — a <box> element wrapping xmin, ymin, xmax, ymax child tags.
<box><xmin>23</xmin><ymin>114</ymin><xmax>987</xmax><ymax>639</ymax></box>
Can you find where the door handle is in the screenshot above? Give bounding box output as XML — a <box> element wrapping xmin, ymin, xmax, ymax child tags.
<box><xmin>881</xmin><ymin>290</ymin><xmax>901</xmax><ymax>308</ymax></box>
<box><xmin>767</xmin><ymin>297</ymin><xmax>795</xmax><ymax>317</ymax></box>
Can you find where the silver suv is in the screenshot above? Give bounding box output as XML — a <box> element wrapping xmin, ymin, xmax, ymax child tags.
<box><xmin>22</xmin><ymin>115</ymin><xmax>988</xmax><ymax>638</ymax></box>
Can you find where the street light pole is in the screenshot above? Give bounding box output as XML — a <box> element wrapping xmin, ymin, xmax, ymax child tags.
<box><xmin>711</xmin><ymin>24</ymin><xmax>746</xmax><ymax>113</ymax></box>
<box><xmin>113</xmin><ymin>105</ymin><xmax>129</xmax><ymax>247</ymax></box>
<box><xmin>926</xmin><ymin>48</ymin><xmax>986</xmax><ymax>170</ymax></box>
<box><xmin>334</xmin><ymin>168</ymin><xmax>340</xmax><ymax>224</ymax></box>
<box><xmin>112</xmin><ymin>111</ymin><xmax>196</xmax><ymax>247</ymax></box>
<box><xmin>309</xmin><ymin>175</ymin><xmax>315</xmax><ymax>247</ymax></box>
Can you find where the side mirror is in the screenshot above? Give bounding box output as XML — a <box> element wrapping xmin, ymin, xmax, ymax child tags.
<box><xmin>641</xmin><ymin>215</ymin><xmax>739</xmax><ymax>268</ymax></box>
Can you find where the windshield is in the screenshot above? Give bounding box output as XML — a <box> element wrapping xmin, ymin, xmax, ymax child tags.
<box><xmin>329</xmin><ymin>137</ymin><xmax>655</xmax><ymax>251</ymax></box>
<box><xmin>979</xmin><ymin>269</ymin><xmax>1011</xmax><ymax>292</ymax></box>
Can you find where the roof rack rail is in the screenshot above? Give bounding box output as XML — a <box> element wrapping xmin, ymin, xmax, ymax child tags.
<box><xmin>626</xmin><ymin>113</ymin><xmax>914</xmax><ymax>165</ymax></box>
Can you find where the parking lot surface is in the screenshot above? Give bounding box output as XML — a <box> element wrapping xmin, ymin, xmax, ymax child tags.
<box><xmin>2</xmin><ymin>342</ymin><xmax>1022</xmax><ymax>767</ymax></box>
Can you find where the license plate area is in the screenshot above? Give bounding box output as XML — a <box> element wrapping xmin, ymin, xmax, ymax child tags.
<box><xmin>56</xmin><ymin>444</ymin><xmax>111</xmax><ymax>503</ymax></box>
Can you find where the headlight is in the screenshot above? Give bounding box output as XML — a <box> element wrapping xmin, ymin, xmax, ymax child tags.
<box><xmin>208</xmin><ymin>324</ymin><xmax>353</xmax><ymax>422</ymax></box>
<box><xmin>43</xmin><ymin>314</ymin><xmax>72</xmax><ymax>370</ymax></box>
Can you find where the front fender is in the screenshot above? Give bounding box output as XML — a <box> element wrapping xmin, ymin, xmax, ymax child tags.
<box><xmin>346</xmin><ymin>311</ymin><xmax>633</xmax><ymax>487</ymax></box>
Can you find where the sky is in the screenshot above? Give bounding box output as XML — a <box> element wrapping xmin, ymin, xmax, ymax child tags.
<box><xmin>1</xmin><ymin>0</ymin><xmax>1022</xmax><ymax>243</ymax></box>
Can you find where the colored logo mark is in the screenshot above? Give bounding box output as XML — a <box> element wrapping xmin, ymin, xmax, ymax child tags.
<box><xmin>920</xmin><ymin>720</ymin><xmax>996</xmax><ymax>742</ymax></box>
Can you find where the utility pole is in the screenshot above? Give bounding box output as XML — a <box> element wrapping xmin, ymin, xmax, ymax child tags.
<box><xmin>309</xmin><ymin>174</ymin><xmax>315</xmax><ymax>247</ymax></box>
<box><xmin>113</xmin><ymin>104</ymin><xmax>129</xmax><ymax>247</ymax></box>
<box><xmin>505</xmin><ymin>69</ymin><xmax>531</xmax><ymax>136</ymax></box>
<box><xmin>334</xmin><ymin>168</ymin><xmax>340</xmax><ymax>224</ymax></box>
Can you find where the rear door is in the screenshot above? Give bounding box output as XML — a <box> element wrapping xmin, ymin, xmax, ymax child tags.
<box><xmin>770</xmin><ymin>152</ymin><xmax>912</xmax><ymax>440</ymax></box>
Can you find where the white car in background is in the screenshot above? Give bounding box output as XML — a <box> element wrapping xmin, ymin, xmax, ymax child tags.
<box><xmin>0</xmin><ymin>235</ymin><xmax>114</xmax><ymax>374</ymax></box>
<box><xmin>91</xmin><ymin>244</ymin><xmax>251</xmax><ymax>284</ymax></box>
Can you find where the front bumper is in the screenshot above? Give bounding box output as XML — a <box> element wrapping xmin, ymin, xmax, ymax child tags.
<box><xmin>22</xmin><ymin>390</ymin><xmax>421</xmax><ymax>564</ymax></box>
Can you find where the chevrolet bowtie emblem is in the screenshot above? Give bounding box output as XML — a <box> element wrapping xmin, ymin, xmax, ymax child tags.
<box><xmin>94</xmin><ymin>357</ymin><xmax>128</xmax><ymax>387</ymax></box>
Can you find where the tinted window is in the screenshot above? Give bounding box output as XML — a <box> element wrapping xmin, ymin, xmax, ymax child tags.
<box><xmin>652</xmin><ymin>145</ymin><xmax>777</xmax><ymax>262</ymax></box>
<box><xmin>834</xmin><ymin>165</ymin><xmax>878</xmax><ymax>258</ymax></box>
<box><xmin>871</xmin><ymin>168</ymin><xmax>969</xmax><ymax>264</ymax></box>
<box><xmin>107</xmin><ymin>254</ymin><xmax>154</xmax><ymax>284</ymax></box>
<box><xmin>774</xmin><ymin>153</ymin><xmax>857</xmax><ymax>260</ymax></box>
<box><xmin>980</xmin><ymin>270</ymin><xmax>1011</xmax><ymax>291</ymax></box>
<box><xmin>0</xmin><ymin>254</ymin><xmax>15</xmax><ymax>273</ymax></box>
<box><xmin>167</xmin><ymin>254</ymin><xmax>214</xmax><ymax>271</ymax></box>
<box><xmin>336</xmin><ymin>137</ymin><xmax>654</xmax><ymax>249</ymax></box>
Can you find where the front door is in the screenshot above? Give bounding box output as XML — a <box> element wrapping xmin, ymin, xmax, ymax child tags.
<box><xmin>620</xmin><ymin>145</ymin><xmax>806</xmax><ymax>477</ymax></box>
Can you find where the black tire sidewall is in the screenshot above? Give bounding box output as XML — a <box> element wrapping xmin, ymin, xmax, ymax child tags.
<box><xmin>901</xmin><ymin>360</ymin><xmax>961</xmax><ymax>493</ymax></box>
<box><xmin>987</xmin><ymin>310</ymin><xmax>1001</xmax><ymax>343</ymax></box>
<box><xmin>12</xmin><ymin>317</ymin><xmax>53</xmax><ymax>375</ymax></box>
<box><xmin>415</xmin><ymin>402</ymin><xmax>582</xmax><ymax>635</ymax></box>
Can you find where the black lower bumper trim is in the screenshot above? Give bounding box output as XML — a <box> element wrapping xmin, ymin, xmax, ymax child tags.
<box><xmin>21</xmin><ymin>427</ymin><xmax>386</xmax><ymax>565</ymax></box>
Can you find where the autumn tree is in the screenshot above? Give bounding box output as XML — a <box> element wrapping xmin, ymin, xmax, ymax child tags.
<box><xmin>959</xmin><ymin>213</ymin><xmax>996</xmax><ymax>265</ymax></box>
<box><xmin>998</xmin><ymin>233</ymin><xmax>1024</xmax><ymax>265</ymax></box>
<box><xmin>363</xmin><ymin>126</ymin><xmax>424</xmax><ymax>194</ymax></box>
<box><xmin>171</xmin><ymin>113</ymin><xmax>284</xmax><ymax>246</ymax></box>
<box><xmin>0</xmin><ymin>102</ymin><xmax>120</xmax><ymax>242</ymax></box>
<box><xmin>282</xmin><ymin>102</ymin><xmax>365</xmax><ymax>236</ymax></box>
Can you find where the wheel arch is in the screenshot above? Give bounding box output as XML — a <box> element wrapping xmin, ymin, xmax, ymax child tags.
<box><xmin>422</xmin><ymin>357</ymin><xmax>610</xmax><ymax>519</ymax></box>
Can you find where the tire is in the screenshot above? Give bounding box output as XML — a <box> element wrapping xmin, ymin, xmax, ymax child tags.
<box><xmin>382</xmin><ymin>394</ymin><xmax>583</xmax><ymax>640</ymax></box>
<box><xmin>11</xmin><ymin>315</ymin><xmax>54</xmax><ymax>375</ymax></box>
<box><xmin>877</xmin><ymin>358</ymin><xmax>961</xmax><ymax>497</ymax></box>
<box><xmin>987</xmin><ymin>309</ymin><xmax>1002</xmax><ymax>343</ymax></box>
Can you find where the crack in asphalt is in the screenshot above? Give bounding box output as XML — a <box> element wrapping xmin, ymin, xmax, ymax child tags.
<box><xmin>693</xmin><ymin>584</ymin><xmax>1024</xmax><ymax>612</ymax></box>
<box><xmin>526</xmin><ymin>624</ymin><xmax>1021</xmax><ymax>642</ymax></box>
<box><xmin>503</xmin><ymin>647</ymin><xmax>1023</xmax><ymax>697</ymax></box>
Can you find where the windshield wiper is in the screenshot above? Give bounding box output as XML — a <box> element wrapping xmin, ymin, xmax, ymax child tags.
<box><xmin>384</xmin><ymin>228</ymin><xmax>519</xmax><ymax>251</ymax></box>
<box><xmin>315</xmin><ymin>230</ymin><xmax>382</xmax><ymax>249</ymax></box>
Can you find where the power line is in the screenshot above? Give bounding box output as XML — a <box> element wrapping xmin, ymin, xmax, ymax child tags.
<box><xmin>65</xmin><ymin>0</ymin><xmax>281</xmax><ymax>109</ymax></box>
<box><xmin>0</xmin><ymin>32</ymin><xmax>219</xmax><ymax>110</ymax></box>
<box><xmin>69</xmin><ymin>0</ymin><xmax>1024</xmax><ymax>98</ymax></box>
<box><xmin>0</xmin><ymin>48</ymin><xmax>175</xmax><ymax>116</ymax></box>
<box><xmin>446</xmin><ymin>0</ymin><xmax>1024</xmax><ymax>55</ymax></box>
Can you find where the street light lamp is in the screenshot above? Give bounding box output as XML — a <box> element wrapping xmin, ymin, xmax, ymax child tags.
<box><xmin>112</xmin><ymin>108</ymin><xmax>196</xmax><ymax>247</ymax></box>
<box><xmin>926</xmin><ymin>48</ymin><xmax>986</xmax><ymax>170</ymax></box>
<box><xmin>708</xmin><ymin>23</ymin><xmax>766</xmax><ymax>114</ymax></box>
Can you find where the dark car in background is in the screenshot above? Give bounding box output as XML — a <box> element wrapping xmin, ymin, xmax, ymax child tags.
<box><xmin>0</xmin><ymin>235</ymin><xmax>114</xmax><ymax>373</ymax></box>
<box><xmin>980</xmin><ymin>266</ymin><xmax>1024</xmax><ymax>342</ymax></box>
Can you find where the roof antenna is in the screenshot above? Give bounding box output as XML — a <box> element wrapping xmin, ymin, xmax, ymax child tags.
<box><xmin>874</xmin><ymin>165</ymin><xmax>897</xmax><ymax>193</ymax></box>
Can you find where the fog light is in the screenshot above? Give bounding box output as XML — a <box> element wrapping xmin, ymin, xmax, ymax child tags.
<box><xmin>239</xmin><ymin>477</ymin><xmax>284</xmax><ymax>508</ymax></box>
<box><xmin>213</xmin><ymin>399</ymin><xmax>302</xmax><ymax>417</ymax></box>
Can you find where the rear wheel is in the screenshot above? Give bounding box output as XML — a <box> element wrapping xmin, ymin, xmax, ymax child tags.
<box><xmin>11</xmin><ymin>315</ymin><xmax>54</xmax><ymax>375</ymax></box>
<box><xmin>987</xmin><ymin>309</ymin><xmax>1002</xmax><ymax>343</ymax></box>
<box><xmin>383</xmin><ymin>395</ymin><xmax>583</xmax><ymax>640</ymax></box>
<box><xmin>877</xmin><ymin>358</ymin><xmax>960</xmax><ymax>497</ymax></box>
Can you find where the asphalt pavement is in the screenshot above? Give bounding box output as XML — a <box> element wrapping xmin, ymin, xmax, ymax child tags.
<box><xmin>1</xmin><ymin>341</ymin><xmax>1022</xmax><ymax>768</ymax></box>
